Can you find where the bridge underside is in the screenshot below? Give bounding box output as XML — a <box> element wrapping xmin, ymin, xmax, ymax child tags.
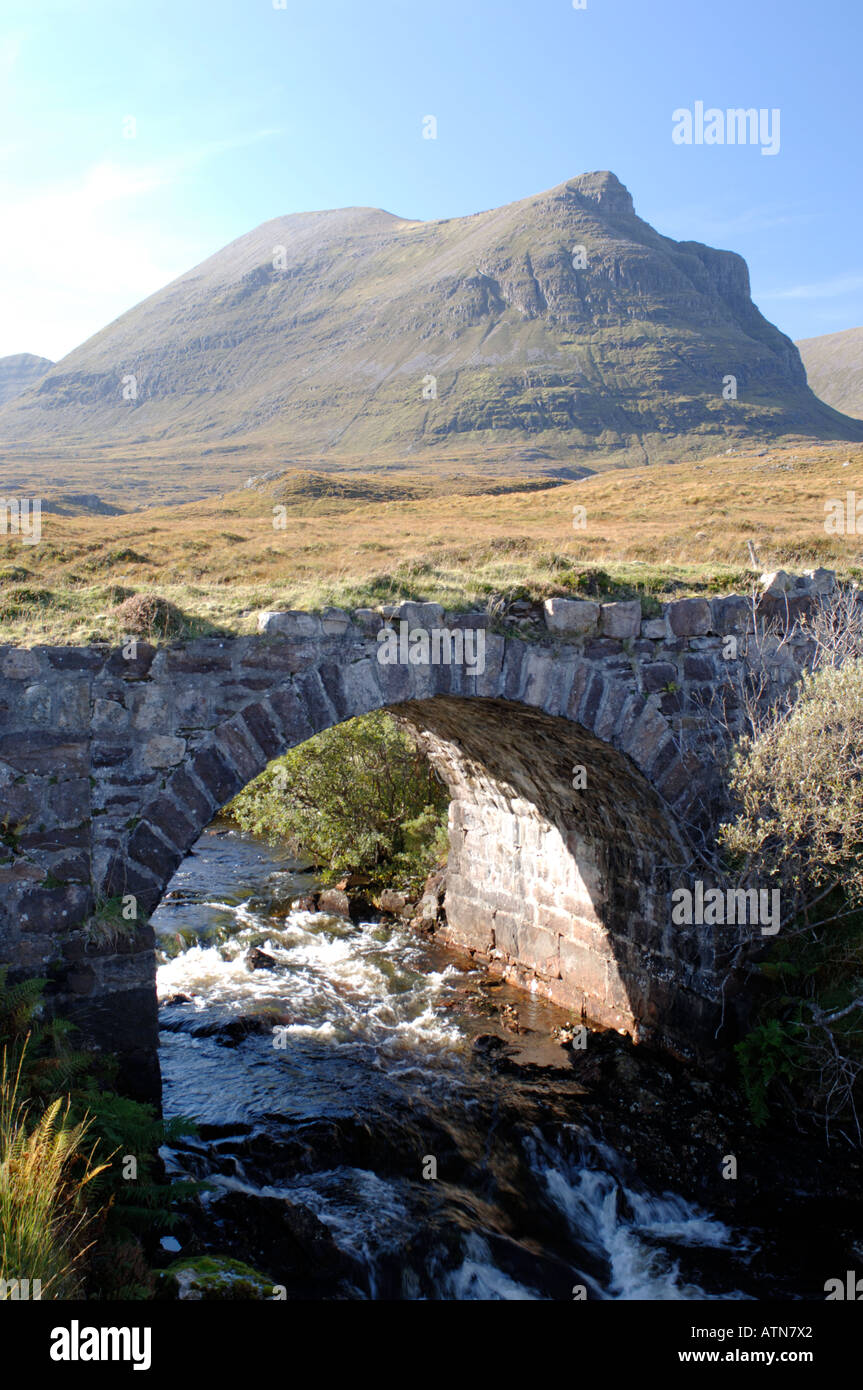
<box><xmin>403</xmin><ymin>697</ymin><xmax>721</xmax><ymax>1051</ymax></box>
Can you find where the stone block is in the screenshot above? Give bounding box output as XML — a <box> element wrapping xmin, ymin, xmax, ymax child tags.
<box><xmin>18</xmin><ymin>883</ymin><xmax>93</xmax><ymax>933</ymax></box>
<box><xmin>127</xmin><ymin>821</ymin><xmax>180</xmax><ymax>880</ymax></box>
<box><xmin>93</xmin><ymin>697</ymin><xmax>130</xmax><ymax>733</ymax></box>
<box><xmin>600</xmin><ymin>599</ymin><xmax>641</xmax><ymax>639</ymax></box>
<box><xmin>683</xmin><ymin>653</ymin><xmax>716</xmax><ymax>682</ymax></box>
<box><xmin>320</xmin><ymin>607</ymin><xmax>352</xmax><ymax>637</ymax></box>
<box><xmin>0</xmin><ymin>732</ymin><xmax>88</xmax><ymax>776</ymax></box>
<box><xmin>543</xmin><ymin>598</ymin><xmax>599</xmax><ymax>635</ymax></box>
<box><xmin>760</xmin><ymin>569</ymin><xmax>793</xmax><ymax>596</ymax></box>
<box><xmin>394</xmin><ymin>601</ymin><xmax>445</xmax><ymax>628</ymax></box>
<box><xmin>664</xmin><ymin>597</ymin><xmax>712</xmax><ymax>637</ymax></box>
<box><xmin>577</xmin><ymin>671</ymin><xmax>606</xmax><ymax>728</ymax></box>
<box><xmin>257</xmin><ymin>611</ymin><xmax>323</xmax><ymax>638</ymax></box>
<box><xmin>188</xmin><ymin>746</ymin><xmax>240</xmax><ymax>808</ymax></box>
<box><xmin>1</xmin><ymin>650</ymin><xmax>41</xmax><ymax>681</ymax></box>
<box><xmin>293</xmin><ymin>669</ymin><xmax>338</xmax><ymax>731</ymax></box>
<box><xmin>353</xmin><ymin>608</ymin><xmax>383</xmax><ymax>634</ymax></box>
<box><xmin>216</xmin><ymin>721</ymin><xmax>265</xmax><ymax>783</ymax></box>
<box><xmin>802</xmin><ymin>567</ymin><xmax>835</xmax><ymax>595</ymax></box>
<box><xmin>163</xmin><ymin>644</ymin><xmax>232</xmax><ymax>674</ymax></box>
<box><xmin>237</xmin><ymin>702</ymin><xmax>282</xmax><ymax>759</ymax></box>
<box><xmin>558</xmin><ymin>935</ymin><xmax>611</xmax><ymax>1006</ymax></box>
<box><xmin>642</xmin><ymin>661</ymin><xmax>677</xmax><ymax>693</ymax></box>
<box><xmin>142</xmin><ymin>734</ymin><xmax>186</xmax><ymax>769</ymax></box>
<box><xmin>442</xmin><ymin>896</ymin><xmax>494</xmax><ymax>953</ymax></box>
<box><xmin>102</xmin><ymin>642</ymin><xmax>157</xmax><ymax>679</ymax></box>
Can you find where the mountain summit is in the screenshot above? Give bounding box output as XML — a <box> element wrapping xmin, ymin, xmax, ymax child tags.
<box><xmin>2</xmin><ymin>172</ymin><xmax>859</xmax><ymax>467</ymax></box>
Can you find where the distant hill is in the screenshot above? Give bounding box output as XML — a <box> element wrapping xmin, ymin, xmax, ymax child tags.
<box><xmin>797</xmin><ymin>326</ymin><xmax>863</xmax><ymax>420</ymax></box>
<box><xmin>0</xmin><ymin>353</ymin><xmax>53</xmax><ymax>408</ymax></box>
<box><xmin>1</xmin><ymin>172</ymin><xmax>860</xmax><ymax>474</ymax></box>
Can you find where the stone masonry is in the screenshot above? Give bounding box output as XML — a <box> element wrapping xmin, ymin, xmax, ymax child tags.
<box><xmin>0</xmin><ymin>573</ymin><xmax>831</xmax><ymax>1098</ymax></box>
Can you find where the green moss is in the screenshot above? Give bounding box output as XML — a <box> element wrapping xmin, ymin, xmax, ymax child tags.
<box><xmin>161</xmin><ymin>1255</ymin><xmax>276</xmax><ymax>1300</ymax></box>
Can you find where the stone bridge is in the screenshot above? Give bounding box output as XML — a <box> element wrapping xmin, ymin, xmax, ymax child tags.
<box><xmin>0</xmin><ymin>575</ymin><xmax>829</xmax><ymax>1099</ymax></box>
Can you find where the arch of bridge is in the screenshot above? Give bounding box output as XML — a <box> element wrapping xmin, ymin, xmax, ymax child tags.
<box><xmin>0</xmin><ymin>588</ymin><xmax>818</xmax><ymax>1096</ymax></box>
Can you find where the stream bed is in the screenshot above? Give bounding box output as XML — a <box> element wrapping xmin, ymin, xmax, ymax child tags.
<box><xmin>152</xmin><ymin>826</ymin><xmax>860</xmax><ymax>1301</ymax></box>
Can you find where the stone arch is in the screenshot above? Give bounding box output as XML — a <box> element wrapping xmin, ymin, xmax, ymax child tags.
<box><xmin>0</xmin><ymin>584</ymin><xmax>825</xmax><ymax>1099</ymax></box>
<box><xmin>101</xmin><ymin>635</ymin><xmax>711</xmax><ymax>907</ymax></box>
<box><xmin>93</xmin><ymin>637</ymin><xmax>719</xmax><ymax>1098</ymax></box>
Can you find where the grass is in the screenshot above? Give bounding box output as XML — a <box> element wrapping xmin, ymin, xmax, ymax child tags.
<box><xmin>0</xmin><ymin>1049</ymin><xmax>108</xmax><ymax>1298</ymax></box>
<box><xmin>1</xmin><ymin>440</ymin><xmax>862</xmax><ymax>645</ymax></box>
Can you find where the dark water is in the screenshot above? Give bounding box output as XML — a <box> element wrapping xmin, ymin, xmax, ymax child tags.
<box><xmin>153</xmin><ymin>827</ymin><xmax>768</xmax><ymax>1301</ymax></box>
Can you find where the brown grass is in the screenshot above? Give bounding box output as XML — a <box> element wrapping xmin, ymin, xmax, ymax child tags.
<box><xmin>2</xmin><ymin>440</ymin><xmax>862</xmax><ymax>646</ymax></box>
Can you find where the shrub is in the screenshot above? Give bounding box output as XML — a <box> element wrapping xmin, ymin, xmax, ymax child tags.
<box><xmin>735</xmin><ymin>1018</ymin><xmax>804</xmax><ymax>1127</ymax></box>
<box><xmin>720</xmin><ymin>660</ymin><xmax>863</xmax><ymax>916</ymax></box>
<box><xmin>720</xmin><ymin>658</ymin><xmax>863</xmax><ymax>1139</ymax></box>
<box><xmin>109</xmin><ymin>593</ymin><xmax>186</xmax><ymax>638</ymax></box>
<box><xmin>228</xmin><ymin>711</ymin><xmax>449</xmax><ymax>892</ymax></box>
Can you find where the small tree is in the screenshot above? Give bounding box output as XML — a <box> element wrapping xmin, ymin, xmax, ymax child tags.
<box><xmin>228</xmin><ymin>711</ymin><xmax>449</xmax><ymax>892</ymax></box>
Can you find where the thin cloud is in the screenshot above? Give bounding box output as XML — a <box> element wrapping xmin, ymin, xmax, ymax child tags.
<box><xmin>760</xmin><ymin>273</ymin><xmax>863</xmax><ymax>301</ymax></box>
<box><xmin>0</xmin><ymin>165</ymin><xmax>189</xmax><ymax>358</ymax></box>
<box><xmin>653</xmin><ymin>202</ymin><xmax>816</xmax><ymax>244</ymax></box>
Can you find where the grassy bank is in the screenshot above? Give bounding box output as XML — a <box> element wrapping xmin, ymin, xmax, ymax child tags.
<box><xmin>720</xmin><ymin>655</ymin><xmax>863</xmax><ymax>1143</ymax></box>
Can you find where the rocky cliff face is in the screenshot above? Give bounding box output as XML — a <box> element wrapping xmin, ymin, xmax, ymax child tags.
<box><xmin>0</xmin><ymin>173</ymin><xmax>858</xmax><ymax>466</ymax></box>
<box><xmin>0</xmin><ymin>353</ymin><xmax>53</xmax><ymax>408</ymax></box>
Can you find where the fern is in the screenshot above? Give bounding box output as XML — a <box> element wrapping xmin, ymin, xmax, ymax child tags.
<box><xmin>736</xmin><ymin>1018</ymin><xmax>803</xmax><ymax>1126</ymax></box>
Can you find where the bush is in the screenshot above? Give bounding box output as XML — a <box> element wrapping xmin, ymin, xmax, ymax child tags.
<box><xmin>721</xmin><ymin>660</ymin><xmax>863</xmax><ymax>916</ymax></box>
<box><xmin>735</xmin><ymin>1018</ymin><xmax>804</xmax><ymax>1128</ymax></box>
<box><xmin>228</xmin><ymin>711</ymin><xmax>449</xmax><ymax>892</ymax></box>
<box><xmin>109</xmin><ymin>593</ymin><xmax>186</xmax><ymax>638</ymax></box>
<box><xmin>720</xmin><ymin>659</ymin><xmax>863</xmax><ymax>1139</ymax></box>
<box><xmin>0</xmin><ymin>586</ymin><xmax>54</xmax><ymax>618</ymax></box>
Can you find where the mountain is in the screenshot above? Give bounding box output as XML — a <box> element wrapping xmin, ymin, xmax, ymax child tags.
<box><xmin>0</xmin><ymin>353</ymin><xmax>53</xmax><ymax>408</ymax></box>
<box><xmin>797</xmin><ymin>326</ymin><xmax>863</xmax><ymax>420</ymax></box>
<box><xmin>0</xmin><ymin>172</ymin><xmax>859</xmax><ymax>471</ymax></box>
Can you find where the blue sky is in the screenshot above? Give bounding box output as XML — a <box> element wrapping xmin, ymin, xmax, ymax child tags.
<box><xmin>1</xmin><ymin>0</ymin><xmax>860</xmax><ymax>359</ymax></box>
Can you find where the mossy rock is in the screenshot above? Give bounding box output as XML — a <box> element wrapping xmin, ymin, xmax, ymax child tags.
<box><xmin>160</xmin><ymin>1255</ymin><xmax>277</xmax><ymax>1300</ymax></box>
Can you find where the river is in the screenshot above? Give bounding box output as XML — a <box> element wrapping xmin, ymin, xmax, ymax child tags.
<box><xmin>150</xmin><ymin>825</ymin><xmax>846</xmax><ymax>1301</ymax></box>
